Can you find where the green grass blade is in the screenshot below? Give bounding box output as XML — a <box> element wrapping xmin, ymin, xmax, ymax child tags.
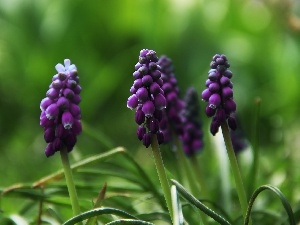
<box><xmin>105</xmin><ymin>219</ymin><xmax>154</xmax><ymax>225</ymax></box>
<box><xmin>244</xmin><ymin>184</ymin><xmax>296</xmax><ymax>225</ymax></box>
<box><xmin>171</xmin><ymin>179</ymin><xmax>231</xmax><ymax>225</ymax></box>
<box><xmin>62</xmin><ymin>207</ymin><xmax>138</xmax><ymax>225</ymax></box>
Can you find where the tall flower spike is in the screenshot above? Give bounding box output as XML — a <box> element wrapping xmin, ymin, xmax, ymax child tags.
<box><xmin>128</xmin><ymin>49</ymin><xmax>166</xmax><ymax>147</ymax></box>
<box><xmin>40</xmin><ymin>59</ymin><xmax>82</xmax><ymax>157</ymax></box>
<box><xmin>158</xmin><ymin>55</ymin><xmax>184</xmax><ymax>143</ymax></box>
<box><xmin>181</xmin><ymin>87</ymin><xmax>203</xmax><ymax>156</ymax></box>
<box><xmin>202</xmin><ymin>54</ymin><xmax>237</xmax><ymax>135</ymax></box>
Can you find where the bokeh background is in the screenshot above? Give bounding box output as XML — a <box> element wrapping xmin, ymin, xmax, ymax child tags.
<box><xmin>1</xmin><ymin>0</ymin><xmax>300</xmax><ymax>213</ymax></box>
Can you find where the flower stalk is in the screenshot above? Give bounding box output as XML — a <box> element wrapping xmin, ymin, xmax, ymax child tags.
<box><xmin>221</xmin><ymin>121</ymin><xmax>250</xmax><ymax>224</ymax></box>
<box><xmin>60</xmin><ymin>147</ymin><xmax>81</xmax><ymax>218</ymax></box>
<box><xmin>150</xmin><ymin>134</ymin><xmax>173</xmax><ymax>223</ymax></box>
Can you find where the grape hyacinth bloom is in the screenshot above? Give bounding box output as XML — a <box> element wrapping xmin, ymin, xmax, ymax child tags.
<box><xmin>127</xmin><ymin>49</ymin><xmax>166</xmax><ymax>147</ymax></box>
<box><xmin>158</xmin><ymin>56</ymin><xmax>184</xmax><ymax>143</ymax></box>
<box><xmin>40</xmin><ymin>59</ymin><xmax>82</xmax><ymax>157</ymax></box>
<box><xmin>181</xmin><ymin>87</ymin><xmax>203</xmax><ymax>156</ymax></box>
<box><xmin>202</xmin><ymin>54</ymin><xmax>237</xmax><ymax>135</ymax></box>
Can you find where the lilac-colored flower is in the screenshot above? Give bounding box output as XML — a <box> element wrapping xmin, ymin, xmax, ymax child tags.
<box><xmin>181</xmin><ymin>87</ymin><xmax>203</xmax><ymax>156</ymax></box>
<box><xmin>157</xmin><ymin>55</ymin><xmax>184</xmax><ymax>143</ymax></box>
<box><xmin>40</xmin><ymin>59</ymin><xmax>82</xmax><ymax>157</ymax></box>
<box><xmin>127</xmin><ymin>49</ymin><xmax>166</xmax><ymax>148</ymax></box>
<box><xmin>202</xmin><ymin>54</ymin><xmax>237</xmax><ymax>135</ymax></box>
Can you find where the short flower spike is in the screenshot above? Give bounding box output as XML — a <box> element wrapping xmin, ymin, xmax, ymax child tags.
<box><xmin>202</xmin><ymin>54</ymin><xmax>237</xmax><ymax>135</ymax></box>
<box><xmin>181</xmin><ymin>87</ymin><xmax>203</xmax><ymax>156</ymax></box>
<box><xmin>128</xmin><ymin>49</ymin><xmax>166</xmax><ymax>147</ymax></box>
<box><xmin>158</xmin><ymin>55</ymin><xmax>184</xmax><ymax>143</ymax></box>
<box><xmin>40</xmin><ymin>59</ymin><xmax>82</xmax><ymax>157</ymax></box>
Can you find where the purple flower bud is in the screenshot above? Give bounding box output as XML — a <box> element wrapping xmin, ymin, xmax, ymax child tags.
<box><xmin>135</xmin><ymin>108</ymin><xmax>145</xmax><ymax>125</ymax></box>
<box><xmin>40</xmin><ymin>97</ymin><xmax>53</xmax><ymax>111</ymax></box>
<box><xmin>136</xmin><ymin>87</ymin><xmax>149</xmax><ymax>102</ymax></box>
<box><xmin>55</xmin><ymin>124</ymin><xmax>65</xmax><ymax>138</ymax></box>
<box><xmin>208</xmin><ymin>93</ymin><xmax>221</xmax><ymax>108</ymax></box>
<box><xmin>151</xmin><ymin>70</ymin><xmax>161</xmax><ymax>80</ymax></box>
<box><xmin>71</xmin><ymin>120</ymin><xmax>82</xmax><ymax>135</ymax></box>
<box><xmin>154</xmin><ymin>93</ymin><xmax>166</xmax><ymax>110</ymax></box>
<box><xmin>149</xmin><ymin>118</ymin><xmax>159</xmax><ymax>133</ymax></box>
<box><xmin>205</xmin><ymin>105</ymin><xmax>216</xmax><ymax>117</ymax></box>
<box><xmin>57</xmin><ymin>97</ymin><xmax>70</xmax><ymax>110</ymax></box>
<box><xmin>220</xmin><ymin>76</ymin><xmax>230</xmax><ymax>86</ymax></box>
<box><xmin>137</xmin><ymin>126</ymin><xmax>146</xmax><ymax>140</ymax></box>
<box><xmin>142</xmin><ymin>101</ymin><xmax>155</xmax><ymax>117</ymax></box>
<box><xmin>62</xmin><ymin>111</ymin><xmax>74</xmax><ymax>129</ymax></box>
<box><xmin>69</xmin><ymin>103</ymin><xmax>81</xmax><ymax>119</ymax></box>
<box><xmin>201</xmin><ymin>89</ymin><xmax>212</xmax><ymax>101</ymax></box>
<box><xmin>44</xmin><ymin>127</ymin><xmax>55</xmax><ymax>143</ymax></box>
<box><xmin>142</xmin><ymin>133</ymin><xmax>152</xmax><ymax>148</ymax></box>
<box><xmin>222</xmin><ymin>87</ymin><xmax>233</xmax><ymax>98</ymax></box>
<box><xmin>142</xmin><ymin>75</ymin><xmax>153</xmax><ymax>86</ymax></box>
<box><xmin>63</xmin><ymin>88</ymin><xmax>75</xmax><ymax>99</ymax></box>
<box><xmin>46</xmin><ymin>104</ymin><xmax>59</xmax><ymax>119</ymax></box>
<box><xmin>72</xmin><ymin>94</ymin><xmax>81</xmax><ymax>104</ymax></box>
<box><xmin>133</xmin><ymin>79</ymin><xmax>143</xmax><ymax>89</ymax></box>
<box><xmin>133</xmin><ymin>71</ymin><xmax>142</xmax><ymax>79</ymax></box>
<box><xmin>210</xmin><ymin>120</ymin><xmax>220</xmax><ymax>135</ymax></box>
<box><xmin>45</xmin><ymin>143</ymin><xmax>55</xmax><ymax>157</ymax></box>
<box><xmin>46</xmin><ymin>88</ymin><xmax>59</xmax><ymax>99</ymax></box>
<box><xmin>51</xmin><ymin>80</ymin><xmax>63</xmax><ymax>89</ymax></box>
<box><xmin>224</xmin><ymin>99</ymin><xmax>236</xmax><ymax>114</ymax></box>
<box><xmin>150</xmin><ymin>82</ymin><xmax>161</xmax><ymax>95</ymax></box>
<box><xmin>208</xmin><ymin>70</ymin><xmax>219</xmax><ymax>81</ymax></box>
<box><xmin>228</xmin><ymin>116</ymin><xmax>237</xmax><ymax>130</ymax></box>
<box><xmin>73</xmin><ymin>85</ymin><xmax>82</xmax><ymax>94</ymax></box>
<box><xmin>127</xmin><ymin>94</ymin><xmax>139</xmax><ymax>109</ymax></box>
<box><xmin>208</xmin><ymin>82</ymin><xmax>220</xmax><ymax>92</ymax></box>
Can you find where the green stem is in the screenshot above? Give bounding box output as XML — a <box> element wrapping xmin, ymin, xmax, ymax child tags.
<box><xmin>60</xmin><ymin>148</ymin><xmax>81</xmax><ymax>219</ymax></box>
<box><xmin>150</xmin><ymin>134</ymin><xmax>173</xmax><ymax>223</ymax></box>
<box><xmin>247</xmin><ymin>98</ymin><xmax>261</xmax><ymax>196</ymax></box>
<box><xmin>221</xmin><ymin>122</ymin><xmax>250</xmax><ymax>224</ymax></box>
<box><xmin>174</xmin><ymin>135</ymin><xmax>200</xmax><ymax>197</ymax></box>
<box><xmin>189</xmin><ymin>155</ymin><xmax>208</xmax><ymax>199</ymax></box>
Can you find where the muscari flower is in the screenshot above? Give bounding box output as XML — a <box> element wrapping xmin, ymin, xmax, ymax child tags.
<box><xmin>127</xmin><ymin>49</ymin><xmax>166</xmax><ymax>148</ymax></box>
<box><xmin>202</xmin><ymin>54</ymin><xmax>237</xmax><ymax>135</ymax></box>
<box><xmin>158</xmin><ymin>56</ymin><xmax>184</xmax><ymax>143</ymax></box>
<box><xmin>40</xmin><ymin>59</ymin><xmax>82</xmax><ymax>157</ymax></box>
<box><xmin>181</xmin><ymin>87</ymin><xmax>203</xmax><ymax>156</ymax></box>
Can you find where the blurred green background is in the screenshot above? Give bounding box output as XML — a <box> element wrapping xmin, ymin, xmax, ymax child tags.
<box><xmin>0</xmin><ymin>0</ymin><xmax>300</xmax><ymax>205</ymax></box>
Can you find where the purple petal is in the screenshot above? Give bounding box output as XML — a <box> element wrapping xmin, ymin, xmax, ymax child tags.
<box><xmin>136</xmin><ymin>126</ymin><xmax>146</xmax><ymax>140</ymax></box>
<box><xmin>135</xmin><ymin>108</ymin><xmax>145</xmax><ymax>125</ymax></box>
<box><xmin>142</xmin><ymin>133</ymin><xmax>152</xmax><ymax>148</ymax></box>
<box><xmin>55</xmin><ymin>63</ymin><xmax>65</xmax><ymax>72</ymax></box>
<box><xmin>208</xmin><ymin>93</ymin><xmax>221</xmax><ymax>108</ymax></box>
<box><xmin>46</xmin><ymin>104</ymin><xmax>59</xmax><ymax>119</ymax></box>
<box><xmin>154</xmin><ymin>93</ymin><xmax>166</xmax><ymax>110</ymax></box>
<box><xmin>62</xmin><ymin>111</ymin><xmax>74</xmax><ymax>129</ymax></box>
<box><xmin>142</xmin><ymin>101</ymin><xmax>155</xmax><ymax>117</ymax></box>
<box><xmin>136</xmin><ymin>87</ymin><xmax>149</xmax><ymax>102</ymax></box>
<box><xmin>127</xmin><ymin>94</ymin><xmax>139</xmax><ymax>109</ymax></box>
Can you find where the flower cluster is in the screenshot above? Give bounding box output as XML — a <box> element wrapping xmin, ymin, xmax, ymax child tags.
<box><xmin>158</xmin><ymin>55</ymin><xmax>184</xmax><ymax>142</ymax></box>
<box><xmin>40</xmin><ymin>59</ymin><xmax>82</xmax><ymax>157</ymax></box>
<box><xmin>181</xmin><ymin>87</ymin><xmax>203</xmax><ymax>156</ymax></box>
<box><xmin>127</xmin><ymin>49</ymin><xmax>166</xmax><ymax>147</ymax></box>
<box><xmin>202</xmin><ymin>54</ymin><xmax>237</xmax><ymax>135</ymax></box>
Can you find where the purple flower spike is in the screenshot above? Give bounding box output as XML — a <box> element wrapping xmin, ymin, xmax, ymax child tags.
<box><xmin>128</xmin><ymin>49</ymin><xmax>165</xmax><ymax>148</ymax></box>
<box><xmin>181</xmin><ymin>87</ymin><xmax>203</xmax><ymax>156</ymax></box>
<box><xmin>158</xmin><ymin>55</ymin><xmax>184</xmax><ymax>143</ymax></box>
<box><xmin>202</xmin><ymin>54</ymin><xmax>237</xmax><ymax>135</ymax></box>
<box><xmin>40</xmin><ymin>59</ymin><xmax>82</xmax><ymax>157</ymax></box>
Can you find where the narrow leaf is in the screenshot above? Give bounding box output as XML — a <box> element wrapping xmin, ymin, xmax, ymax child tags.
<box><xmin>244</xmin><ymin>184</ymin><xmax>296</xmax><ymax>225</ymax></box>
<box><xmin>105</xmin><ymin>219</ymin><xmax>154</xmax><ymax>225</ymax></box>
<box><xmin>171</xmin><ymin>179</ymin><xmax>231</xmax><ymax>225</ymax></box>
